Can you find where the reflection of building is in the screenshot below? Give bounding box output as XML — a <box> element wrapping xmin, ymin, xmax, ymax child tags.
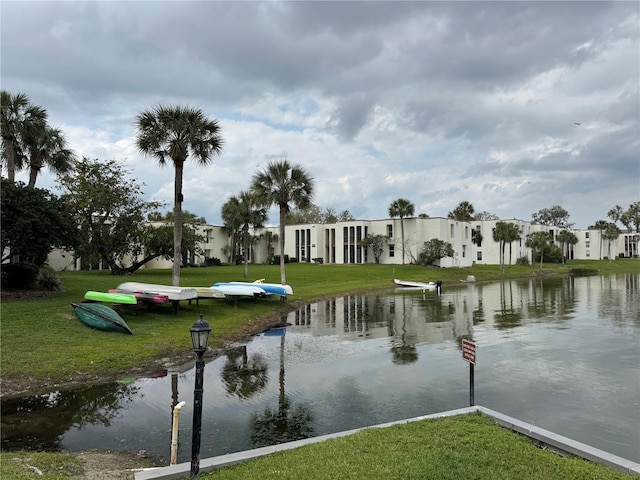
<box><xmin>44</xmin><ymin>215</ymin><xmax>637</xmax><ymax>270</ymax></box>
<box><xmin>286</xmin><ymin>292</ymin><xmax>474</xmax><ymax>345</ymax></box>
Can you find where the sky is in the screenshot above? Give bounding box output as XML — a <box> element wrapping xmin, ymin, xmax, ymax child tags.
<box><xmin>2</xmin><ymin>1</ymin><xmax>639</xmax><ymax>229</ymax></box>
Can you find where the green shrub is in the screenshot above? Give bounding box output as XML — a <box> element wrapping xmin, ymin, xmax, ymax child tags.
<box><xmin>204</xmin><ymin>257</ymin><xmax>222</xmax><ymax>266</ymax></box>
<box><xmin>36</xmin><ymin>266</ymin><xmax>65</xmax><ymax>291</ymax></box>
<box><xmin>516</xmin><ymin>256</ymin><xmax>530</xmax><ymax>266</ymax></box>
<box><xmin>1</xmin><ymin>263</ymin><xmax>39</xmax><ymax>289</ymax></box>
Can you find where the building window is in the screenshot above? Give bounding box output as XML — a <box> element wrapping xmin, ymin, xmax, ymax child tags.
<box><xmin>477</xmin><ymin>251</ymin><xmax>482</xmax><ymax>261</ymax></box>
<box><xmin>465</xmin><ymin>226</ymin><xmax>469</xmax><ymax>239</ymax></box>
<box><xmin>462</xmin><ymin>245</ymin><xmax>466</xmax><ymax>257</ymax></box>
<box><xmin>389</xmin><ymin>245</ymin><xmax>395</xmax><ymax>257</ymax></box>
<box><xmin>387</xmin><ymin>224</ymin><xmax>393</xmax><ymax>238</ymax></box>
<box><xmin>450</xmin><ymin>224</ymin><xmax>454</xmax><ymax>237</ymax></box>
<box><xmin>586</xmin><ymin>232</ymin><xmax>590</xmax><ymax>239</ymax></box>
<box><xmin>586</xmin><ymin>250</ymin><xmax>590</xmax><ymax>258</ymax></box>
<box><xmin>585</xmin><ymin>241</ymin><xmax>590</xmax><ymax>248</ymax></box>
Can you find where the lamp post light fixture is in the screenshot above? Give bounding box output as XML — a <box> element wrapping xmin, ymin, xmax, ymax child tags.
<box><xmin>189</xmin><ymin>314</ymin><xmax>211</xmax><ymax>480</ymax></box>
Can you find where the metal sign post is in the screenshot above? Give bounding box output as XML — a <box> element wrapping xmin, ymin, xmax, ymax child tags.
<box><xmin>462</xmin><ymin>339</ymin><xmax>476</xmax><ymax>406</ymax></box>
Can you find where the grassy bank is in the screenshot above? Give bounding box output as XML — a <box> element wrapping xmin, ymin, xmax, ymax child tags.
<box><xmin>1</xmin><ymin>414</ymin><xmax>636</xmax><ymax>479</ymax></box>
<box><xmin>2</xmin><ymin>259</ymin><xmax>639</xmax><ymax>396</ymax></box>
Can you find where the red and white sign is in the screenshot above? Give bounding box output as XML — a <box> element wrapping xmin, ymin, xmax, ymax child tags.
<box><xmin>462</xmin><ymin>339</ymin><xmax>476</xmax><ymax>365</ymax></box>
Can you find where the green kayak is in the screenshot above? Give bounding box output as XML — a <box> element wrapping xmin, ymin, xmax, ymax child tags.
<box><xmin>84</xmin><ymin>290</ymin><xmax>137</xmax><ymax>305</ymax></box>
<box><xmin>72</xmin><ymin>303</ymin><xmax>134</xmax><ymax>335</ymax></box>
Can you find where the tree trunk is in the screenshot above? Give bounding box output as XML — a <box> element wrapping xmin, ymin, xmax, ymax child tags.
<box><xmin>243</xmin><ymin>225</ymin><xmax>249</xmax><ymax>279</ymax></box>
<box><xmin>172</xmin><ymin>162</ymin><xmax>184</xmax><ymax>286</ymax></box>
<box><xmin>4</xmin><ymin>136</ymin><xmax>17</xmax><ymax>182</ymax></box>
<box><xmin>400</xmin><ymin>218</ymin><xmax>405</xmax><ymax>265</ymax></box>
<box><xmin>279</xmin><ymin>204</ymin><xmax>287</xmax><ymax>285</ymax></box>
<box><xmin>28</xmin><ymin>157</ymin><xmax>43</xmax><ymax>188</ymax></box>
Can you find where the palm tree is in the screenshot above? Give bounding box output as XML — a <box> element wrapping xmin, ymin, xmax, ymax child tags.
<box><xmin>448</xmin><ymin>200</ymin><xmax>475</xmax><ymax>221</ymax></box>
<box><xmin>388</xmin><ymin>198</ymin><xmax>414</xmax><ymax>264</ymax></box>
<box><xmin>590</xmin><ymin>220</ymin><xmax>609</xmax><ymax>260</ymax></box>
<box><xmin>602</xmin><ymin>223</ymin><xmax>621</xmax><ymax>262</ymax></box>
<box><xmin>260</xmin><ymin>230</ymin><xmax>279</xmax><ymax>264</ymax></box>
<box><xmin>492</xmin><ymin>222</ymin><xmax>509</xmax><ymax>272</ymax></box>
<box><xmin>251</xmin><ymin>159</ymin><xmax>314</xmax><ymax>285</ymax></box>
<box><xmin>504</xmin><ymin>222</ymin><xmax>521</xmax><ymax>267</ymax></box>
<box><xmin>526</xmin><ymin>231</ymin><xmax>550</xmax><ymax>271</ymax></box>
<box><xmin>136</xmin><ymin>105</ymin><xmax>223</xmax><ymax>286</ymax></box>
<box><xmin>25</xmin><ymin>124</ymin><xmax>76</xmax><ymax>187</ymax></box>
<box><xmin>557</xmin><ymin>230</ymin><xmax>578</xmax><ymax>264</ymax></box>
<box><xmin>1</xmin><ymin>91</ymin><xmax>47</xmax><ymax>181</ymax></box>
<box><xmin>223</xmin><ymin>191</ymin><xmax>267</xmax><ymax>279</ymax></box>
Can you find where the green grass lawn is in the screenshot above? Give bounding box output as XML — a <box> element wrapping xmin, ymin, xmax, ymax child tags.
<box><xmin>2</xmin><ymin>259</ymin><xmax>639</xmax><ymax>394</ymax></box>
<box><xmin>1</xmin><ymin>414</ymin><xmax>636</xmax><ymax>479</ymax></box>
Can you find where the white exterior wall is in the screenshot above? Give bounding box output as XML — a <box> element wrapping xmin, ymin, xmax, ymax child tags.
<box><xmin>44</xmin><ymin>217</ymin><xmax>636</xmax><ymax>271</ymax></box>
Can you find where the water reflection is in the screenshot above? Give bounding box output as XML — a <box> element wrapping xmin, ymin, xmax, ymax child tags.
<box><xmin>250</xmin><ymin>330</ymin><xmax>314</xmax><ymax>447</ymax></box>
<box><xmin>1</xmin><ymin>383</ymin><xmax>138</xmax><ymax>450</ymax></box>
<box><xmin>1</xmin><ymin>274</ymin><xmax>638</xmax><ymax>464</ymax></box>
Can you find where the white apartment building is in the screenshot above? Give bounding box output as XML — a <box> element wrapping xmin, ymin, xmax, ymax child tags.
<box><xmin>44</xmin><ymin>216</ymin><xmax>637</xmax><ymax>271</ymax></box>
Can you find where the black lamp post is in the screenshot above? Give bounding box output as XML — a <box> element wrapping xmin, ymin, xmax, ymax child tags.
<box><xmin>190</xmin><ymin>314</ymin><xmax>211</xmax><ymax>480</ymax></box>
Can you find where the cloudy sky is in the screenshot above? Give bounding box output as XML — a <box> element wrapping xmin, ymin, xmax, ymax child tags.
<box><xmin>2</xmin><ymin>1</ymin><xmax>638</xmax><ymax>228</ymax></box>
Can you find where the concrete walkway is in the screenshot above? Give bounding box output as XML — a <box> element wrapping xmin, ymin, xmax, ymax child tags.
<box><xmin>135</xmin><ymin>406</ymin><xmax>640</xmax><ymax>479</ymax></box>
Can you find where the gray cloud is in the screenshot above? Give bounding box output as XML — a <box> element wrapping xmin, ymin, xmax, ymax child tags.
<box><xmin>1</xmin><ymin>1</ymin><xmax>638</xmax><ymax>229</ymax></box>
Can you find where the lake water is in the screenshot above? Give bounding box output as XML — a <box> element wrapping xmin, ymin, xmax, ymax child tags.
<box><xmin>2</xmin><ymin>273</ymin><xmax>639</xmax><ymax>464</ymax></box>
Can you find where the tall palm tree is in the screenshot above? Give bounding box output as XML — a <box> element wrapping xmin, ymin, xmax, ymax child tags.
<box><xmin>492</xmin><ymin>222</ymin><xmax>510</xmax><ymax>272</ymax></box>
<box><xmin>526</xmin><ymin>231</ymin><xmax>550</xmax><ymax>271</ymax></box>
<box><xmin>590</xmin><ymin>220</ymin><xmax>609</xmax><ymax>260</ymax></box>
<box><xmin>25</xmin><ymin>124</ymin><xmax>76</xmax><ymax>187</ymax></box>
<box><xmin>388</xmin><ymin>198</ymin><xmax>414</xmax><ymax>264</ymax></box>
<box><xmin>136</xmin><ymin>105</ymin><xmax>223</xmax><ymax>286</ymax></box>
<box><xmin>222</xmin><ymin>191</ymin><xmax>267</xmax><ymax>279</ymax></box>
<box><xmin>251</xmin><ymin>159</ymin><xmax>314</xmax><ymax>285</ymax></box>
<box><xmin>504</xmin><ymin>222</ymin><xmax>521</xmax><ymax>267</ymax></box>
<box><xmin>1</xmin><ymin>91</ymin><xmax>48</xmax><ymax>181</ymax></box>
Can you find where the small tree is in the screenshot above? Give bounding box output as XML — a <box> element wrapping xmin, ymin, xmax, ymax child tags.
<box><xmin>531</xmin><ymin>205</ymin><xmax>573</xmax><ymax>229</ymax></box>
<box><xmin>359</xmin><ymin>234</ymin><xmax>387</xmax><ymax>264</ymax></box>
<box><xmin>58</xmin><ymin>158</ymin><xmax>163</xmax><ymax>274</ymax></box>
<box><xmin>1</xmin><ymin>179</ymin><xmax>77</xmax><ymax>265</ymax></box>
<box><xmin>418</xmin><ymin>239</ymin><xmax>454</xmax><ymax>267</ymax></box>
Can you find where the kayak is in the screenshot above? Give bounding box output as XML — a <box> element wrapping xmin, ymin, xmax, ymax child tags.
<box><xmin>72</xmin><ymin>303</ymin><xmax>134</xmax><ymax>335</ymax></box>
<box><xmin>84</xmin><ymin>291</ymin><xmax>138</xmax><ymax>304</ymax></box>
<box><xmin>109</xmin><ymin>289</ymin><xmax>170</xmax><ymax>304</ymax></box>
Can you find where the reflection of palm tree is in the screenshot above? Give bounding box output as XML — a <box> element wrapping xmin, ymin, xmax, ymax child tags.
<box><xmin>250</xmin><ymin>333</ymin><xmax>314</xmax><ymax>447</ymax></box>
<box><xmin>221</xmin><ymin>346</ymin><xmax>268</xmax><ymax>400</ymax></box>
<box><xmin>494</xmin><ymin>281</ymin><xmax>523</xmax><ymax>329</ymax></box>
<box><xmin>389</xmin><ymin>295</ymin><xmax>419</xmax><ymax>364</ymax></box>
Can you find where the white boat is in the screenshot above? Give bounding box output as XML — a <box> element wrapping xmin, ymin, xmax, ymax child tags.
<box><xmin>393</xmin><ymin>279</ymin><xmax>437</xmax><ymax>290</ymax></box>
<box><xmin>194</xmin><ymin>287</ymin><xmax>226</xmax><ymax>299</ymax></box>
<box><xmin>212</xmin><ymin>283</ymin><xmax>269</xmax><ymax>297</ymax></box>
<box><xmin>116</xmin><ymin>282</ymin><xmax>198</xmax><ymax>301</ymax></box>
<box><xmin>230</xmin><ymin>281</ymin><xmax>293</xmax><ymax>296</ymax></box>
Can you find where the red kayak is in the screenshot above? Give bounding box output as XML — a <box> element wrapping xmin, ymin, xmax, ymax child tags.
<box><xmin>109</xmin><ymin>289</ymin><xmax>170</xmax><ymax>304</ymax></box>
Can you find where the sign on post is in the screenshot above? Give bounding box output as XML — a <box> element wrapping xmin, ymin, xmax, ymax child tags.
<box><xmin>462</xmin><ymin>339</ymin><xmax>476</xmax><ymax>364</ymax></box>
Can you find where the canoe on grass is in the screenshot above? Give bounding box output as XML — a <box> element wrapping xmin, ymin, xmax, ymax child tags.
<box><xmin>116</xmin><ymin>282</ymin><xmax>197</xmax><ymax>301</ymax></box>
<box><xmin>109</xmin><ymin>289</ymin><xmax>170</xmax><ymax>304</ymax></box>
<box><xmin>72</xmin><ymin>303</ymin><xmax>134</xmax><ymax>335</ymax></box>
<box><xmin>211</xmin><ymin>283</ymin><xmax>269</xmax><ymax>297</ymax></box>
<box><xmin>229</xmin><ymin>281</ymin><xmax>292</xmax><ymax>296</ymax></box>
<box><xmin>84</xmin><ymin>291</ymin><xmax>137</xmax><ymax>305</ymax></box>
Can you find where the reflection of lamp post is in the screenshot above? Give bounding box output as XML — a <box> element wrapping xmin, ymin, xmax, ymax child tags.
<box><xmin>190</xmin><ymin>314</ymin><xmax>211</xmax><ymax>480</ymax></box>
